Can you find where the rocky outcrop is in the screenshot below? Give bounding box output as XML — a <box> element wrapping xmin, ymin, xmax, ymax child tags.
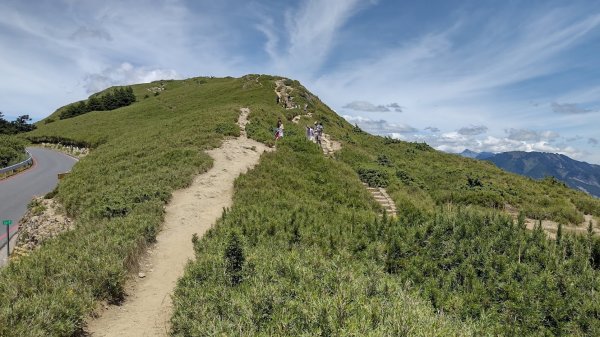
<box><xmin>40</xmin><ymin>143</ymin><xmax>89</xmax><ymax>159</ymax></box>
<box><xmin>12</xmin><ymin>198</ymin><xmax>74</xmax><ymax>258</ymax></box>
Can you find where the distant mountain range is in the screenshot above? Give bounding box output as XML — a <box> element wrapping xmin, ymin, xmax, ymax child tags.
<box><xmin>459</xmin><ymin>149</ymin><xmax>600</xmax><ymax>198</ymax></box>
<box><xmin>459</xmin><ymin>149</ymin><xmax>495</xmax><ymax>160</ymax></box>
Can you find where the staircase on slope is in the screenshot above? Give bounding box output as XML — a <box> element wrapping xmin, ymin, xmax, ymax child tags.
<box><xmin>363</xmin><ymin>183</ymin><xmax>397</xmax><ymax>217</ymax></box>
<box><xmin>278</xmin><ymin>79</ymin><xmax>395</xmax><ymax>214</ymax></box>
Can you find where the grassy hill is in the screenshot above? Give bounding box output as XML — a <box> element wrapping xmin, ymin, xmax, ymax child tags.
<box><xmin>1</xmin><ymin>75</ymin><xmax>599</xmax><ymax>336</ymax></box>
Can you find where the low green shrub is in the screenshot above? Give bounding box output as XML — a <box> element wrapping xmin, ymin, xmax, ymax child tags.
<box><xmin>377</xmin><ymin>154</ymin><xmax>393</xmax><ymax>166</ymax></box>
<box><xmin>215</xmin><ymin>122</ymin><xmax>240</xmax><ymax>137</ymax></box>
<box><xmin>0</xmin><ymin>135</ymin><xmax>28</xmax><ymax>167</ymax></box>
<box><xmin>357</xmin><ymin>167</ymin><xmax>390</xmax><ymax>187</ymax></box>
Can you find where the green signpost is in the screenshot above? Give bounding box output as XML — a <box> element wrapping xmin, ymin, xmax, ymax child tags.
<box><xmin>3</xmin><ymin>220</ymin><xmax>12</xmax><ymax>259</ymax></box>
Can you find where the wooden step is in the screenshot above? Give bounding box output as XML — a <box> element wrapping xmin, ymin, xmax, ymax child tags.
<box><xmin>362</xmin><ymin>184</ymin><xmax>398</xmax><ymax>217</ymax></box>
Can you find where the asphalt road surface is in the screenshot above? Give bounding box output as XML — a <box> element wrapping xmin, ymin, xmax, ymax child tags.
<box><xmin>0</xmin><ymin>147</ymin><xmax>77</xmax><ymax>265</ymax></box>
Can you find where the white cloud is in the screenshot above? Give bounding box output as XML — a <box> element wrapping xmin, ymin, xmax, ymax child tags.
<box><xmin>343</xmin><ymin>115</ymin><xmax>418</xmax><ymax>134</ymax></box>
<box><xmin>505</xmin><ymin>128</ymin><xmax>560</xmax><ymax>142</ymax></box>
<box><xmin>424</xmin><ymin>133</ymin><xmax>584</xmax><ymax>159</ymax></box>
<box><xmin>342</xmin><ymin>101</ymin><xmax>403</xmax><ymax>112</ymax></box>
<box><xmin>424</xmin><ymin>126</ymin><xmax>440</xmax><ymax>133</ymax></box>
<box><xmin>83</xmin><ymin>63</ymin><xmax>181</xmax><ymax>94</ymax></box>
<box><xmin>257</xmin><ymin>0</ymin><xmax>368</xmax><ymax>75</ymax></box>
<box><xmin>551</xmin><ymin>102</ymin><xmax>594</xmax><ymax>114</ymax></box>
<box><xmin>457</xmin><ymin>125</ymin><xmax>488</xmax><ymax>136</ymax></box>
<box><xmin>254</xmin><ymin>17</ymin><xmax>279</xmax><ymax>62</ymax></box>
<box><xmin>307</xmin><ymin>8</ymin><xmax>600</xmax><ymax>163</ymax></box>
<box><xmin>314</xmin><ymin>10</ymin><xmax>600</xmax><ymax>108</ymax></box>
<box><xmin>369</xmin><ymin>120</ymin><xmax>583</xmax><ymax>159</ymax></box>
<box><xmin>0</xmin><ymin>0</ymin><xmax>241</xmax><ymax>119</ymax></box>
<box><xmin>343</xmin><ymin>101</ymin><xmax>389</xmax><ymax>112</ymax></box>
<box><xmin>70</xmin><ymin>26</ymin><xmax>112</xmax><ymax>41</ymax></box>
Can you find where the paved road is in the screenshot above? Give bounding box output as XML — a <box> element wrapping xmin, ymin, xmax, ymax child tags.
<box><xmin>0</xmin><ymin>147</ymin><xmax>77</xmax><ymax>265</ymax></box>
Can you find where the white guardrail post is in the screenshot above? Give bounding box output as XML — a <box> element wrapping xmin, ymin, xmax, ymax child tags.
<box><xmin>0</xmin><ymin>150</ymin><xmax>33</xmax><ymax>175</ymax></box>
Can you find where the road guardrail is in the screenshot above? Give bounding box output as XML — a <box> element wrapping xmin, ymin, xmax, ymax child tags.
<box><xmin>0</xmin><ymin>150</ymin><xmax>33</xmax><ymax>175</ymax></box>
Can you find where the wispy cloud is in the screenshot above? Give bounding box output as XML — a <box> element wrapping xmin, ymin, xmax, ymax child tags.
<box><xmin>506</xmin><ymin>128</ymin><xmax>560</xmax><ymax>142</ymax></box>
<box><xmin>312</xmin><ymin>8</ymin><xmax>600</xmax><ymax>130</ymax></box>
<box><xmin>344</xmin><ymin>115</ymin><xmax>418</xmax><ymax>134</ymax></box>
<box><xmin>458</xmin><ymin>125</ymin><xmax>488</xmax><ymax>136</ymax></box>
<box><xmin>551</xmin><ymin>102</ymin><xmax>595</xmax><ymax>114</ymax></box>
<box><xmin>83</xmin><ymin>63</ymin><xmax>181</xmax><ymax>94</ymax></box>
<box><xmin>0</xmin><ymin>0</ymin><xmax>240</xmax><ymax>116</ymax></box>
<box><xmin>70</xmin><ymin>26</ymin><xmax>112</xmax><ymax>41</ymax></box>
<box><xmin>388</xmin><ymin>103</ymin><xmax>403</xmax><ymax>112</ymax></box>
<box><xmin>343</xmin><ymin>101</ymin><xmax>402</xmax><ymax>112</ymax></box>
<box><xmin>257</xmin><ymin>0</ymin><xmax>369</xmax><ymax>75</ymax></box>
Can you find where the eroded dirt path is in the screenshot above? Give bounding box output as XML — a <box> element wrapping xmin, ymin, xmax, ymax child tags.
<box><xmin>505</xmin><ymin>204</ymin><xmax>599</xmax><ymax>239</ymax></box>
<box><xmin>86</xmin><ymin>108</ymin><xmax>270</xmax><ymax>337</ymax></box>
<box><xmin>524</xmin><ymin>214</ymin><xmax>598</xmax><ymax>239</ymax></box>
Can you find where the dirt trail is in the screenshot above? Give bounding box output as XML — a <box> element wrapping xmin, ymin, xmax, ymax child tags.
<box><xmin>524</xmin><ymin>214</ymin><xmax>598</xmax><ymax>239</ymax></box>
<box><xmin>505</xmin><ymin>205</ymin><xmax>599</xmax><ymax>239</ymax></box>
<box><xmin>86</xmin><ymin>108</ymin><xmax>270</xmax><ymax>337</ymax></box>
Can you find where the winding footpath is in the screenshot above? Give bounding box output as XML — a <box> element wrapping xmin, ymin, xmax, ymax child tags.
<box><xmin>0</xmin><ymin>147</ymin><xmax>77</xmax><ymax>266</ymax></box>
<box><xmin>86</xmin><ymin>108</ymin><xmax>271</xmax><ymax>336</ymax></box>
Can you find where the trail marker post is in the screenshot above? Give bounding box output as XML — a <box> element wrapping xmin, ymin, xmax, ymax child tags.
<box><xmin>3</xmin><ymin>220</ymin><xmax>12</xmax><ymax>259</ymax></box>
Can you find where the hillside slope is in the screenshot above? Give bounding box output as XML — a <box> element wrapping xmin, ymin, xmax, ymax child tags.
<box><xmin>1</xmin><ymin>75</ymin><xmax>599</xmax><ymax>336</ymax></box>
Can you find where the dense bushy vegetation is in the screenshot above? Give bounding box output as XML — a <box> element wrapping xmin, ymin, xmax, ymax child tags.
<box><xmin>334</xmin><ymin>131</ymin><xmax>600</xmax><ymax>224</ymax></box>
<box><xmin>3</xmin><ymin>75</ymin><xmax>600</xmax><ymax>335</ymax></box>
<box><xmin>389</xmin><ymin>210</ymin><xmax>600</xmax><ymax>335</ymax></box>
<box><xmin>0</xmin><ymin>112</ymin><xmax>35</xmax><ymax>135</ymax></box>
<box><xmin>174</xmin><ymin>135</ymin><xmax>600</xmax><ymax>335</ymax></box>
<box><xmin>59</xmin><ymin>86</ymin><xmax>136</xmax><ymax>119</ymax></box>
<box><xmin>172</xmin><ymin>138</ymin><xmax>475</xmax><ymax>336</ymax></box>
<box><xmin>0</xmin><ymin>135</ymin><xmax>28</xmax><ymax>167</ymax></box>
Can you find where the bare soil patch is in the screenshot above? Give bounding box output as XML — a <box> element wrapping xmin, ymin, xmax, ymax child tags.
<box><xmin>505</xmin><ymin>204</ymin><xmax>599</xmax><ymax>239</ymax></box>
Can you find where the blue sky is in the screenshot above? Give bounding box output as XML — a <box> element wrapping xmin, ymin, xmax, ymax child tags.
<box><xmin>1</xmin><ymin>0</ymin><xmax>600</xmax><ymax>163</ymax></box>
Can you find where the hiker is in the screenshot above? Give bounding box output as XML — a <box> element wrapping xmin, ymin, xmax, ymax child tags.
<box><xmin>275</xmin><ymin>118</ymin><xmax>284</xmax><ymax>140</ymax></box>
<box><xmin>314</xmin><ymin>121</ymin><xmax>323</xmax><ymax>147</ymax></box>
<box><xmin>306</xmin><ymin>125</ymin><xmax>314</xmax><ymax>142</ymax></box>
